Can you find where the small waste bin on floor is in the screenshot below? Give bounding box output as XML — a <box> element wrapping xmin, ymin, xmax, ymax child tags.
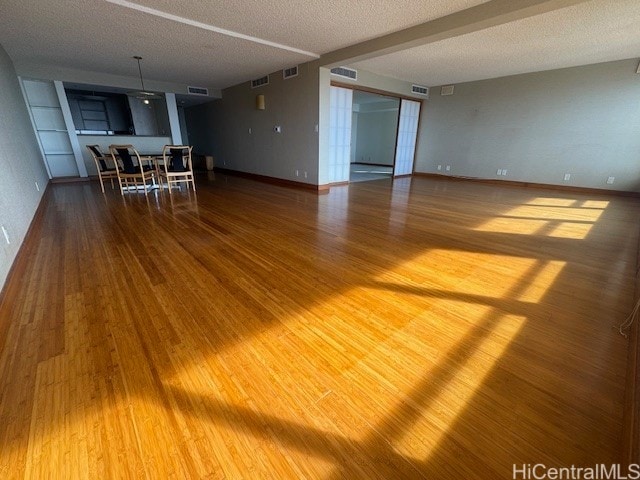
<box><xmin>205</xmin><ymin>156</ymin><xmax>214</xmax><ymax>171</ymax></box>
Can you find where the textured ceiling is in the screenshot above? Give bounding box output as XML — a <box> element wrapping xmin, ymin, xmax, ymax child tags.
<box><xmin>124</xmin><ymin>0</ymin><xmax>489</xmax><ymax>53</ymax></box>
<box><xmin>2</xmin><ymin>0</ymin><xmax>639</xmax><ymax>92</ymax></box>
<box><xmin>353</xmin><ymin>0</ymin><xmax>640</xmax><ymax>86</ymax></box>
<box><xmin>0</xmin><ymin>0</ymin><xmax>487</xmax><ymax>91</ymax></box>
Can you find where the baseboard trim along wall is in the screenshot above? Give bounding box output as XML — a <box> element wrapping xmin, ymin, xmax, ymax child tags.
<box><xmin>0</xmin><ymin>181</ymin><xmax>50</xmax><ymax>313</ymax></box>
<box><xmin>214</xmin><ymin>168</ymin><xmax>330</xmax><ymax>193</ymax></box>
<box><xmin>413</xmin><ymin>172</ymin><xmax>640</xmax><ymax>198</ymax></box>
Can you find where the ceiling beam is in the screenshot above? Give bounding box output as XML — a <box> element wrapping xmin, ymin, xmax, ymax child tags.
<box><xmin>104</xmin><ymin>0</ymin><xmax>320</xmax><ymax>58</ymax></box>
<box><xmin>317</xmin><ymin>0</ymin><xmax>592</xmax><ymax>68</ymax></box>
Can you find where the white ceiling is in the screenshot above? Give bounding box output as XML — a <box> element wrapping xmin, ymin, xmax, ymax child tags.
<box><xmin>0</xmin><ymin>0</ymin><xmax>486</xmax><ymax>91</ymax></box>
<box><xmin>353</xmin><ymin>0</ymin><xmax>640</xmax><ymax>86</ymax></box>
<box><xmin>1</xmin><ymin>0</ymin><xmax>639</xmax><ymax>92</ymax></box>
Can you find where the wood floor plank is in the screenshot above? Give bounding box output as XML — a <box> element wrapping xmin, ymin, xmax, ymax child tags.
<box><xmin>0</xmin><ymin>174</ymin><xmax>638</xmax><ymax>479</ymax></box>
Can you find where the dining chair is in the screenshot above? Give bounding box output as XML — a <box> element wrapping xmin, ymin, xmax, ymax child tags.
<box><xmin>109</xmin><ymin>144</ymin><xmax>156</xmax><ymax>195</ymax></box>
<box><xmin>87</xmin><ymin>145</ymin><xmax>118</xmax><ymax>193</ymax></box>
<box><xmin>159</xmin><ymin>145</ymin><xmax>196</xmax><ymax>194</ymax></box>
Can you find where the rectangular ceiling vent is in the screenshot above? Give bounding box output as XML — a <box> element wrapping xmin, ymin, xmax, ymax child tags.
<box><xmin>283</xmin><ymin>66</ymin><xmax>299</xmax><ymax>79</ymax></box>
<box><xmin>411</xmin><ymin>85</ymin><xmax>429</xmax><ymax>97</ymax></box>
<box><xmin>330</xmin><ymin>67</ymin><xmax>357</xmax><ymax>81</ymax></box>
<box><xmin>187</xmin><ymin>86</ymin><xmax>209</xmax><ymax>96</ymax></box>
<box><xmin>441</xmin><ymin>85</ymin><xmax>455</xmax><ymax>96</ymax></box>
<box><xmin>251</xmin><ymin>75</ymin><xmax>269</xmax><ymax>89</ymax></box>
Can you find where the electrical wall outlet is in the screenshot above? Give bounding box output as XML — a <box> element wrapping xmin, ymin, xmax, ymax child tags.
<box><xmin>497</xmin><ymin>169</ymin><xmax>502</xmax><ymax>175</ymax></box>
<box><xmin>437</xmin><ymin>165</ymin><xmax>442</xmax><ymax>171</ymax></box>
<box><xmin>295</xmin><ymin>169</ymin><xmax>299</xmax><ymax>177</ymax></box>
<box><xmin>274</xmin><ymin>126</ymin><xmax>282</xmax><ymax>133</ymax></box>
<box><xmin>502</xmin><ymin>169</ymin><xmax>507</xmax><ymax>176</ymax></box>
<box><xmin>304</xmin><ymin>171</ymin><xmax>308</xmax><ymax>178</ymax></box>
<box><xmin>563</xmin><ymin>173</ymin><xmax>571</xmax><ymax>181</ymax></box>
<box><xmin>35</xmin><ymin>181</ymin><xmax>40</xmax><ymax>192</ymax></box>
<box><xmin>607</xmin><ymin>176</ymin><xmax>615</xmax><ymax>185</ymax></box>
<box><xmin>445</xmin><ymin>165</ymin><xmax>451</xmax><ymax>171</ymax></box>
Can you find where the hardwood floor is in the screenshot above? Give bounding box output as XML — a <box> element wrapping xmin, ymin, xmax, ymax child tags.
<box><xmin>0</xmin><ymin>173</ymin><xmax>638</xmax><ymax>479</ymax></box>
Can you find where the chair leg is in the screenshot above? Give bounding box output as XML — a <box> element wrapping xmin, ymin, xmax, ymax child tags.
<box><xmin>98</xmin><ymin>173</ymin><xmax>105</xmax><ymax>193</ymax></box>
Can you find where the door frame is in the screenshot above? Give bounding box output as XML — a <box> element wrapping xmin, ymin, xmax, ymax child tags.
<box><xmin>330</xmin><ymin>81</ymin><xmax>424</xmax><ymax>180</ymax></box>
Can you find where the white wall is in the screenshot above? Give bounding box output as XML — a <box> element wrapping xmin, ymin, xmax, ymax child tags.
<box><xmin>416</xmin><ymin>59</ymin><xmax>640</xmax><ymax>191</ymax></box>
<box><xmin>186</xmin><ymin>63</ymin><xmax>320</xmax><ymax>184</ymax></box>
<box><xmin>0</xmin><ymin>44</ymin><xmax>49</xmax><ymax>290</ymax></box>
<box><xmin>353</xmin><ymin>108</ymin><xmax>399</xmax><ymax>166</ymax></box>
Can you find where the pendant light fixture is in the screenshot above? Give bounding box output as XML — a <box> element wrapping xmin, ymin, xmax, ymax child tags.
<box><xmin>127</xmin><ymin>56</ymin><xmax>162</xmax><ymax>103</ymax></box>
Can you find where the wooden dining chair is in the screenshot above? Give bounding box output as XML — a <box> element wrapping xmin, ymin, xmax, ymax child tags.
<box><xmin>109</xmin><ymin>144</ymin><xmax>156</xmax><ymax>195</ymax></box>
<box><xmin>159</xmin><ymin>145</ymin><xmax>196</xmax><ymax>194</ymax></box>
<box><xmin>87</xmin><ymin>145</ymin><xmax>118</xmax><ymax>193</ymax></box>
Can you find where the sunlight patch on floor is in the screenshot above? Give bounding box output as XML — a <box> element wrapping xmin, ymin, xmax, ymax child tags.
<box><xmin>393</xmin><ymin>311</ymin><xmax>527</xmax><ymax>462</ymax></box>
<box><xmin>473</xmin><ymin>217</ymin><xmax>550</xmax><ymax>235</ymax></box>
<box><xmin>546</xmin><ymin>222</ymin><xmax>594</xmax><ymax>239</ymax></box>
<box><xmin>517</xmin><ymin>260</ymin><xmax>565</xmax><ymax>302</ymax></box>
<box><xmin>160</xmin><ymin>242</ymin><xmax>567</xmax><ymax>471</ymax></box>
<box><xmin>374</xmin><ymin>249</ymin><xmax>544</xmax><ymax>301</ymax></box>
<box><xmin>525</xmin><ymin>198</ymin><xmax>609</xmax><ymax>210</ymax></box>
<box><xmin>525</xmin><ymin>197</ymin><xmax>577</xmax><ymax>207</ymax></box>
<box><xmin>505</xmin><ymin>205</ymin><xmax>604</xmax><ymax>222</ymax></box>
<box><xmin>475</xmin><ymin>200</ymin><xmax>607</xmax><ymax>239</ymax></box>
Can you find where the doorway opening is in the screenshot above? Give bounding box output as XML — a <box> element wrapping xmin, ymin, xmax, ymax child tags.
<box><xmin>327</xmin><ymin>83</ymin><xmax>422</xmax><ymax>186</ymax></box>
<box><xmin>350</xmin><ymin>90</ymin><xmax>399</xmax><ymax>183</ymax></box>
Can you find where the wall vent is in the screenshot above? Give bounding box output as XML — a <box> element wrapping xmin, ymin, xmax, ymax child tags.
<box><xmin>411</xmin><ymin>85</ymin><xmax>429</xmax><ymax>97</ymax></box>
<box><xmin>283</xmin><ymin>66</ymin><xmax>299</xmax><ymax>79</ymax></box>
<box><xmin>187</xmin><ymin>86</ymin><xmax>209</xmax><ymax>96</ymax></box>
<box><xmin>330</xmin><ymin>66</ymin><xmax>357</xmax><ymax>80</ymax></box>
<box><xmin>251</xmin><ymin>75</ymin><xmax>270</xmax><ymax>89</ymax></box>
<box><xmin>441</xmin><ymin>85</ymin><xmax>455</xmax><ymax>96</ymax></box>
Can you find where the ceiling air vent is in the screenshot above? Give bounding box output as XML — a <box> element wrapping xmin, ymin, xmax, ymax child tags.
<box><xmin>187</xmin><ymin>86</ymin><xmax>209</xmax><ymax>96</ymax></box>
<box><xmin>411</xmin><ymin>85</ymin><xmax>429</xmax><ymax>97</ymax></box>
<box><xmin>283</xmin><ymin>66</ymin><xmax>299</xmax><ymax>79</ymax></box>
<box><xmin>251</xmin><ymin>75</ymin><xmax>269</xmax><ymax>89</ymax></box>
<box><xmin>330</xmin><ymin>66</ymin><xmax>357</xmax><ymax>81</ymax></box>
<box><xmin>441</xmin><ymin>85</ymin><xmax>455</xmax><ymax>96</ymax></box>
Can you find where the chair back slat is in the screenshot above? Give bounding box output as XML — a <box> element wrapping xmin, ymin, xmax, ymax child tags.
<box><xmin>108</xmin><ymin>144</ymin><xmax>155</xmax><ymax>195</ymax></box>
<box><xmin>116</xmin><ymin>147</ymin><xmax>136</xmax><ymax>174</ymax></box>
<box><xmin>88</xmin><ymin>145</ymin><xmax>108</xmax><ymax>171</ymax></box>
<box><xmin>170</xmin><ymin>148</ymin><xmax>187</xmax><ymax>172</ymax></box>
<box><xmin>160</xmin><ymin>145</ymin><xmax>195</xmax><ymax>194</ymax></box>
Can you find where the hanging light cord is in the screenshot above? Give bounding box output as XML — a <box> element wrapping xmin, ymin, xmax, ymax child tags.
<box><xmin>618</xmin><ymin>231</ymin><xmax>640</xmax><ymax>338</ymax></box>
<box><xmin>134</xmin><ymin>56</ymin><xmax>146</xmax><ymax>91</ymax></box>
<box><xmin>618</xmin><ymin>296</ymin><xmax>640</xmax><ymax>338</ymax></box>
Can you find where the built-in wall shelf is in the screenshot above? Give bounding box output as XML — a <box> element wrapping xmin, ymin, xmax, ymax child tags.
<box><xmin>22</xmin><ymin>79</ymin><xmax>80</xmax><ymax>178</ymax></box>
